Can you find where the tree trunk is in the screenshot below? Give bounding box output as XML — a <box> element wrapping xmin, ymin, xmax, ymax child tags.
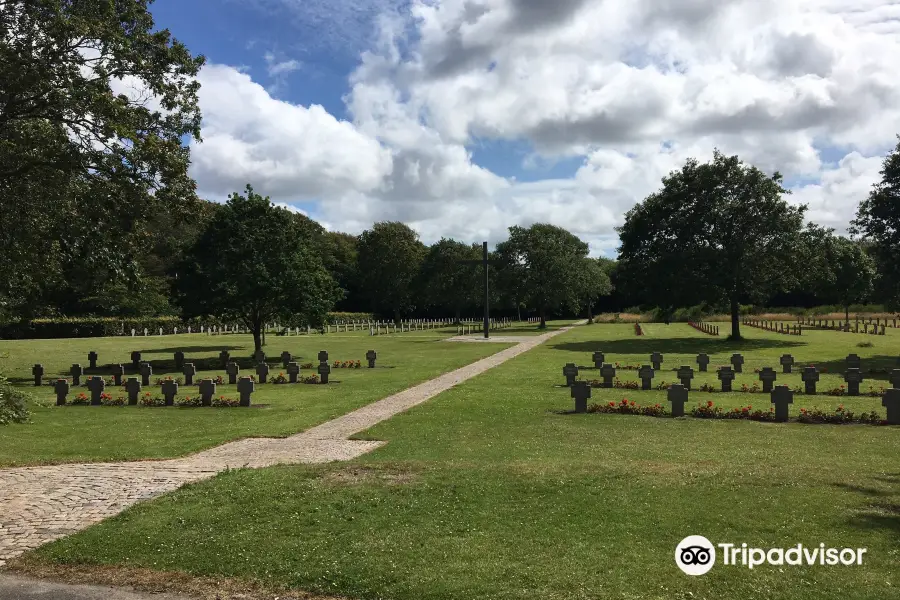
<box><xmin>252</xmin><ymin>322</ymin><xmax>263</xmax><ymax>353</ymax></box>
<box><xmin>587</xmin><ymin>302</ymin><xmax>594</xmax><ymax>324</ymax></box>
<box><xmin>539</xmin><ymin>306</ymin><xmax>547</xmax><ymax>329</ymax></box>
<box><xmin>393</xmin><ymin>307</ymin><xmax>400</xmax><ymax>325</ymax></box>
<box><xmin>730</xmin><ymin>296</ymin><xmax>741</xmax><ymax>340</ymax></box>
<box><xmin>845</xmin><ymin>304</ymin><xmax>850</xmax><ymax>326</ymax></box>
<box><xmin>516</xmin><ymin>303</ymin><xmax>521</xmax><ymax>322</ymax></box>
<box><xmin>455</xmin><ymin>306</ymin><xmax>461</xmax><ymax>324</ymax></box>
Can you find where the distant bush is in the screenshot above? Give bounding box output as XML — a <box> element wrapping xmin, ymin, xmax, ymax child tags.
<box><xmin>0</xmin><ymin>312</ymin><xmax>378</xmax><ymax>339</ymax></box>
<box><xmin>0</xmin><ymin>316</ymin><xmax>184</xmax><ymax>339</ymax></box>
<box><xmin>0</xmin><ymin>375</ymin><xmax>29</xmax><ymax>425</ymax></box>
<box><xmin>628</xmin><ymin>303</ymin><xmax>899</xmax><ymax>323</ymax></box>
<box><xmin>325</xmin><ymin>312</ymin><xmax>374</xmax><ymax>323</ymax></box>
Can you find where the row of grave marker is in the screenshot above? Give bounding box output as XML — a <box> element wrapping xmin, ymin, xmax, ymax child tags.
<box><xmin>51</xmin><ymin>376</ymin><xmax>256</xmax><ymax>406</ymax></box>
<box><xmin>795</xmin><ymin>316</ymin><xmax>887</xmax><ymax>335</ymax></box>
<box><xmin>689</xmin><ymin>321</ymin><xmax>719</xmax><ymax>336</ymax></box>
<box><xmin>49</xmin><ymin>349</ymin><xmax>380</xmax><ymax>407</ymax></box>
<box><xmin>586</xmin><ymin>351</ymin><xmax>872</xmax><ymax>373</ymax></box>
<box><xmin>121</xmin><ymin>319</ymin><xmax>464</xmax><ymax>337</ymax></box>
<box><xmin>743</xmin><ymin>319</ymin><xmax>802</xmax><ymax>336</ymax></box>
<box><xmin>565</xmin><ymin>352</ymin><xmax>894</xmax><ymax>394</ymax></box>
<box><xmin>568</xmin><ymin>381</ymin><xmax>900</xmax><ymax>424</ymax></box>
<box><xmin>564</xmin><ymin>362</ymin><xmax>890</xmax><ymax>395</ymax></box>
<box><xmin>799</xmin><ymin>315</ymin><xmax>897</xmax><ymax>329</ymax></box>
<box><xmin>33</xmin><ymin>349</ymin><xmax>379</xmax><ymax>387</ymax></box>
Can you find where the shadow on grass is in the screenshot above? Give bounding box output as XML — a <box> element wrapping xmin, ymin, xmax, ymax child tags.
<box><xmin>836</xmin><ymin>476</ymin><xmax>900</xmax><ymax>538</ymax></box>
<box><xmin>550</xmin><ymin>337</ymin><xmax>804</xmax><ymax>355</ymax></box>
<box><xmin>799</xmin><ymin>355</ymin><xmax>900</xmax><ymax>382</ymax></box>
<box><xmin>137</xmin><ymin>345</ymin><xmax>243</xmax><ymax>354</ymax></box>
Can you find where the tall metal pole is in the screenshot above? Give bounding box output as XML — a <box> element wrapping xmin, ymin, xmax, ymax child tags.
<box><xmin>483</xmin><ymin>241</ymin><xmax>489</xmax><ymax>339</ymax></box>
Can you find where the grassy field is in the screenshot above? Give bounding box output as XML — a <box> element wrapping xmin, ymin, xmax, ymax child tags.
<box><xmin>0</xmin><ymin>327</ymin><xmax>517</xmax><ymax>467</ymax></box>
<box><xmin>18</xmin><ymin>322</ymin><xmax>899</xmax><ymax>599</ymax></box>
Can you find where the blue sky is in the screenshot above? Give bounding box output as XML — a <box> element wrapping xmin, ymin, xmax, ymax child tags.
<box><xmin>149</xmin><ymin>0</ymin><xmax>900</xmax><ymax>255</ymax></box>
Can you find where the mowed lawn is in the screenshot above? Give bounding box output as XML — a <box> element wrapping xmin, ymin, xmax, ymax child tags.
<box><xmin>0</xmin><ymin>327</ymin><xmax>516</xmax><ymax>467</ymax></box>
<box><xmin>18</xmin><ymin>323</ymin><xmax>900</xmax><ymax>600</ymax></box>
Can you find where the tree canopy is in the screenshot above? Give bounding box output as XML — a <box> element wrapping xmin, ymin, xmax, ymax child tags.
<box><xmin>416</xmin><ymin>239</ymin><xmax>482</xmax><ymax>321</ymax></box>
<box><xmin>851</xmin><ymin>137</ymin><xmax>900</xmax><ymax>308</ymax></box>
<box><xmin>575</xmin><ymin>258</ymin><xmax>612</xmax><ymax>323</ymax></box>
<box><xmin>802</xmin><ymin>226</ymin><xmax>875</xmax><ymax>322</ymax></box>
<box><xmin>0</xmin><ymin>0</ymin><xmax>204</xmax><ymax>318</ymax></box>
<box><xmin>495</xmin><ymin>223</ymin><xmax>590</xmax><ymax>328</ymax></box>
<box><xmin>172</xmin><ymin>186</ymin><xmax>340</xmax><ymax>351</ymax></box>
<box><xmin>356</xmin><ymin>222</ymin><xmax>426</xmax><ymax>322</ymax></box>
<box><xmin>617</xmin><ymin>150</ymin><xmax>806</xmax><ymax>339</ymax></box>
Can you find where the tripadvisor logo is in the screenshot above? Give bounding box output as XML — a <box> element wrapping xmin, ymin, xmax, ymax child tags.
<box><xmin>675</xmin><ymin>536</ymin><xmax>867</xmax><ymax>575</ymax></box>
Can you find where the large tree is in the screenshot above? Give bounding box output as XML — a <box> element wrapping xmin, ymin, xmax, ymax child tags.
<box><xmin>320</xmin><ymin>231</ymin><xmax>360</xmax><ymax>312</ymax></box>
<box><xmin>356</xmin><ymin>222</ymin><xmax>426</xmax><ymax>322</ymax></box>
<box><xmin>173</xmin><ymin>186</ymin><xmax>340</xmax><ymax>352</ymax></box>
<box><xmin>617</xmin><ymin>150</ymin><xmax>806</xmax><ymax>339</ymax></box>
<box><xmin>0</xmin><ymin>0</ymin><xmax>204</xmax><ymax>319</ymax></box>
<box><xmin>495</xmin><ymin>224</ymin><xmax>589</xmax><ymax>328</ymax></box>
<box><xmin>416</xmin><ymin>239</ymin><xmax>481</xmax><ymax>321</ymax></box>
<box><xmin>850</xmin><ymin>137</ymin><xmax>900</xmax><ymax>307</ymax></box>
<box><xmin>576</xmin><ymin>257</ymin><xmax>612</xmax><ymax>323</ymax></box>
<box><xmin>802</xmin><ymin>226</ymin><xmax>875</xmax><ymax>323</ymax></box>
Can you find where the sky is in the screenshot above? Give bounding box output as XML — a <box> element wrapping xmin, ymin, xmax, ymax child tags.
<box><xmin>148</xmin><ymin>0</ymin><xmax>900</xmax><ymax>257</ymax></box>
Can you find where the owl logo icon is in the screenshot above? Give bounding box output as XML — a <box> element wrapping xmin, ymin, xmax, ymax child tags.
<box><xmin>675</xmin><ymin>535</ymin><xmax>716</xmax><ymax>575</ymax></box>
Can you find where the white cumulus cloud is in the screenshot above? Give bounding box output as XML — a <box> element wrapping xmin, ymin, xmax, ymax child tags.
<box><xmin>191</xmin><ymin>0</ymin><xmax>900</xmax><ymax>255</ymax></box>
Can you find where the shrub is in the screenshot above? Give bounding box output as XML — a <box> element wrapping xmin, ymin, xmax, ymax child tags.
<box><xmin>613</xmin><ymin>378</ymin><xmax>640</xmax><ymax>390</ymax></box>
<box><xmin>634</xmin><ymin>322</ymin><xmax>643</xmax><ymax>336</ymax></box>
<box><xmin>0</xmin><ymin>376</ymin><xmax>30</xmax><ymax>424</ymax></box>
<box><xmin>139</xmin><ymin>393</ymin><xmax>165</xmax><ymax>407</ymax></box>
<box><xmin>71</xmin><ymin>392</ymin><xmax>91</xmax><ymax>405</ymax></box>
<box><xmin>856</xmin><ymin>341</ymin><xmax>874</xmax><ymax>348</ymax></box>
<box><xmin>691</xmin><ymin>400</ymin><xmax>722</xmax><ymax>418</ymax></box>
<box><xmin>0</xmin><ymin>316</ymin><xmax>185</xmax><ymax>339</ymax></box>
<box><xmin>154</xmin><ymin>376</ymin><xmax>184</xmax><ymax>386</ymax></box>
<box><xmin>212</xmin><ymin>396</ymin><xmax>240</xmax><ymax>407</ymax></box>
<box><xmin>588</xmin><ymin>398</ymin><xmax>665</xmax><ymax>417</ymax></box>
<box><xmin>691</xmin><ymin>401</ymin><xmax>776</xmax><ymax>421</ymax></box>
<box><xmin>101</xmin><ymin>394</ymin><xmax>126</xmax><ymax>407</ymax></box>
<box><xmin>301</xmin><ymin>375</ymin><xmax>320</xmax><ymax>384</ymax></box>
<box><xmin>331</xmin><ymin>360</ymin><xmax>360</xmax><ymax>369</ymax></box>
<box><xmin>271</xmin><ymin>372</ymin><xmax>289</xmax><ymax>384</ymax></box>
<box><xmin>797</xmin><ymin>405</ymin><xmax>884</xmax><ymax>424</ymax></box>
<box><xmin>325</xmin><ymin>312</ymin><xmax>374</xmax><ymax>323</ymax></box>
<box><xmin>176</xmin><ymin>396</ymin><xmax>203</xmax><ymax>407</ymax></box>
<box><xmin>865</xmin><ymin>385</ymin><xmax>886</xmax><ymax>397</ymax></box>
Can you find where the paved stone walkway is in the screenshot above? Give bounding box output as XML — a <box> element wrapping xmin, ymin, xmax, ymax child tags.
<box><xmin>0</xmin><ymin>323</ymin><xmax>581</xmax><ymax>567</ymax></box>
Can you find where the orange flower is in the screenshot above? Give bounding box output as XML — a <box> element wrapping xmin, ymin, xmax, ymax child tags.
<box><xmin>707</xmin><ymin>400</ymin><xmax>713</xmax><ymax>407</ymax></box>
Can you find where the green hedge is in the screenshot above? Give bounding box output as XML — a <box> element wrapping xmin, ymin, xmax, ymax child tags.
<box><xmin>0</xmin><ymin>313</ymin><xmax>376</xmax><ymax>339</ymax></box>
<box><xmin>0</xmin><ymin>317</ymin><xmax>186</xmax><ymax>339</ymax></box>
<box><xmin>325</xmin><ymin>312</ymin><xmax>374</xmax><ymax>323</ymax></box>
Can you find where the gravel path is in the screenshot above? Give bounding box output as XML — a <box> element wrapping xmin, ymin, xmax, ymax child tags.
<box><xmin>0</xmin><ymin>322</ymin><xmax>581</xmax><ymax>567</ymax></box>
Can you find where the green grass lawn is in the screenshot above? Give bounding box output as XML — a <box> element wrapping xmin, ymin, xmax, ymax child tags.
<box><xmin>0</xmin><ymin>328</ymin><xmax>511</xmax><ymax>467</ymax></box>
<box><xmin>18</xmin><ymin>323</ymin><xmax>900</xmax><ymax>599</ymax></box>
